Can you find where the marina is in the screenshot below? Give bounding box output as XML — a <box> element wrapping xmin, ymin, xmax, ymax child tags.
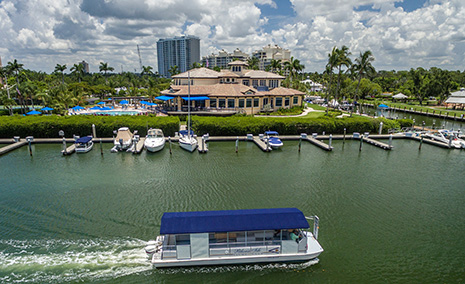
<box><xmin>1</xmin><ymin>140</ymin><xmax>464</xmax><ymax>283</ymax></box>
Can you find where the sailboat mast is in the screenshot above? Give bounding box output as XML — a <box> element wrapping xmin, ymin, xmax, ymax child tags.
<box><xmin>188</xmin><ymin>71</ymin><xmax>191</xmax><ymax>138</ymax></box>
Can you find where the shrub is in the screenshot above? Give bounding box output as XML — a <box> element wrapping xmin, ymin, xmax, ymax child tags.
<box><xmin>0</xmin><ymin>115</ymin><xmax>180</xmax><ymax>138</ymax></box>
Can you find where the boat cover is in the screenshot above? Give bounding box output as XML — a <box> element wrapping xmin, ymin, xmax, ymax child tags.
<box><xmin>116</xmin><ymin>129</ymin><xmax>133</xmax><ymax>141</ymax></box>
<box><xmin>75</xmin><ymin>136</ymin><xmax>92</xmax><ymax>144</ymax></box>
<box><xmin>179</xmin><ymin>130</ymin><xmax>195</xmax><ymax>136</ymax></box>
<box><xmin>160</xmin><ymin>208</ymin><xmax>309</xmax><ymax>234</ymax></box>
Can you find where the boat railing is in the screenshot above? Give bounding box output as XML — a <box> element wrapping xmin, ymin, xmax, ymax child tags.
<box><xmin>209</xmin><ymin>240</ymin><xmax>282</xmax><ymax>256</ymax></box>
<box><xmin>305</xmin><ymin>216</ymin><xmax>319</xmax><ymax>240</ymax></box>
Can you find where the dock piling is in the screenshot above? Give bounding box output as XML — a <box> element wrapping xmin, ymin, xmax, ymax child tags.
<box><xmin>169</xmin><ymin>136</ymin><xmax>172</xmax><ymax>155</ymax></box>
<box><xmin>27</xmin><ymin>136</ymin><xmax>33</xmax><ymax>156</ymax></box>
<box><xmin>419</xmin><ymin>135</ymin><xmax>423</xmax><ymax>150</ymax></box>
<box><xmin>62</xmin><ymin>137</ymin><xmax>67</xmax><ymax>155</ymax></box>
<box><xmin>92</xmin><ymin>124</ymin><xmax>97</xmax><ymax>138</ymax></box>
<box><xmin>100</xmin><ymin>138</ymin><xmax>103</xmax><ymax>155</ymax></box>
<box><xmin>359</xmin><ymin>135</ymin><xmax>363</xmax><ymax>151</ymax></box>
<box><xmin>379</xmin><ymin>122</ymin><xmax>383</xmax><ymax>135</ymax></box>
<box><xmin>389</xmin><ymin>134</ymin><xmax>393</xmax><ymax>148</ymax></box>
<box><xmin>235</xmin><ymin>137</ymin><xmax>238</xmax><ymax>153</ymax></box>
<box><xmin>329</xmin><ymin>134</ymin><xmax>332</xmax><ymax>148</ymax></box>
<box><xmin>343</xmin><ymin>128</ymin><xmax>346</xmax><ymax>144</ymax></box>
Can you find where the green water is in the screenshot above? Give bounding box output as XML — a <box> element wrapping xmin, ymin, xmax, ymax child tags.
<box><xmin>1</xmin><ymin>140</ymin><xmax>464</xmax><ymax>283</ymax></box>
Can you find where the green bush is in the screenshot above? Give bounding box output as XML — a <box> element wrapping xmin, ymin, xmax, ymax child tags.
<box><xmin>192</xmin><ymin>116</ymin><xmax>408</xmax><ymax>135</ymax></box>
<box><xmin>0</xmin><ymin>115</ymin><xmax>180</xmax><ymax>138</ymax></box>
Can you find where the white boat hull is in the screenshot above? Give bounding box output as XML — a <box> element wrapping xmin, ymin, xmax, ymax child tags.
<box><xmin>179</xmin><ymin>137</ymin><xmax>198</xmax><ymax>152</ymax></box>
<box><xmin>145</xmin><ymin>139</ymin><xmax>165</xmax><ymax>152</ymax></box>
<box><xmin>75</xmin><ymin>142</ymin><xmax>93</xmax><ymax>153</ymax></box>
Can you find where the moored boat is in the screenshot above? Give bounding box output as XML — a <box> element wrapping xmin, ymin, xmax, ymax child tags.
<box><xmin>111</xmin><ymin>127</ymin><xmax>136</xmax><ymax>152</ymax></box>
<box><xmin>145</xmin><ymin>208</ymin><xmax>323</xmax><ymax>268</ymax></box>
<box><xmin>145</xmin><ymin>128</ymin><xmax>165</xmax><ymax>152</ymax></box>
<box><xmin>425</xmin><ymin>129</ymin><xmax>465</xmax><ymax>149</ymax></box>
<box><xmin>75</xmin><ymin>136</ymin><xmax>93</xmax><ymax>153</ymax></box>
<box><xmin>179</xmin><ymin>130</ymin><xmax>198</xmax><ymax>152</ymax></box>
<box><xmin>262</xmin><ymin>131</ymin><xmax>283</xmax><ymax>148</ymax></box>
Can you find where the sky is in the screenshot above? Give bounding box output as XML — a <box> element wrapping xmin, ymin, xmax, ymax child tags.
<box><xmin>1</xmin><ymin>0</ymin><xmax>465</xmax><ymax>74</ymax></box>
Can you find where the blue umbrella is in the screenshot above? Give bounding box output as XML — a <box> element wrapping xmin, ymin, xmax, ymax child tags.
<box><xmin>90</xmin><ymin>106</ymin><xmax>101</xmax><ymax>110</ymax></box>
<box><xmin>120</xmin><ymin>100</ymin><xmax>129</xmax><ymax>104</ymax></box>
<box><xmin>378</xmin><ymin>104</ymin><xmax>389</xmax><ymax>109</ymax></box>
<box><xmin>72</xmin><ymin>106</ymin><xmax>85</xmax><ymax>110</ymax></box>
<box><xmin>97</xmin><ymin>102</ymin><xmax>105</xmax><ymax>105</ymax></box>
<box><xmin>41</xmin><ymin>107</ymin><xmax>54</xmax><ymax>111</ymax></box>
<box><xmin>140</xmin><ymin>101</ymin><xmax>148</xmax><ymax>105</ymax></box>
<box><xmin>100</xmin><ymin>107</ymin><xmax>112</xmax><ymax>110</ymax></box>
<box><xmin>26</xmin><ymin>110</ymin><xmax>41</xmax><ymax>115</ymax></box>
<box><xmin>147</xmin><ymin>102</ymin><xmax>157</xmax><ymax>106</ymax></box>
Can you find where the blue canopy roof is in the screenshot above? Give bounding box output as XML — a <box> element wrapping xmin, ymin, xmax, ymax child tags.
<box><xmin>26</xmin><ymin>110</ymin><xmax>41</xmax><ymax>115</ymax></box>
<box><xmin>90</xmin><ymin>106</ymin><xmax>101</xmax><ymax>110</ymax></box>
<box><xmin>179</xmin><ymin>129</ymin><xmax>194</xmax><ymax>136</ymax></box>
<box><xmin>265</xmin><ymin>131</ymin><xmax>279</xmax><ymax>135</ymax></box>
<box><xmin>75</xmin><ymin>136</ymin><xmax>92</xmax><ymax>144</ymax></box>
<box><xmin>100</xmin><ymin>106</ymin><xmax>112</xmax><ymax>110</ymax></box>
<box><xmin>182</xmin><ymin>96</ymin><xmax>210</xmax><ymax>101</ymax></box>
<box><xmin>119</xmin><ymin>100</ymin><xmax>129</xmax><ymax>104</ymax></box>
<box><xmin>155</xmin><ymin>96</ymin><xmax>175</xmax><ymax>101</ymax></box>
<box><xmin>160</xmin><ymin>208</ymin><xmax>310</xmax><ymax>235</ymax></box>
<box><xmin>97</xmin><ymin>102</ymin><xmax>105</xmax><ymax>105</ymax></box>
<box><xmin>71</xmin><ymin>106</ymin><xmax>85</xmax><ymax>110</ymax></box>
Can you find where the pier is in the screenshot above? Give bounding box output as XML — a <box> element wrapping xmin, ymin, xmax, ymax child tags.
<box><xmin>0</xmin><ymin>139</ymin><xmax>27</xmax><ymax>156</ymax></box>
<box><xmin>252</xmin><ymin>136</ymin><xmax>272</xmax><ymax>152</ymax></box>
<box><xmin>362</xmin><ymin>137</ymin><xmax>393</xmax><ymax>150</ymax></box>
<box><xmin>61</xmin><ymin>144</ymin><xmax>76</xmax><ymax>155</ymax></box>
<box><xmin>303</xmin><ymin>136</ymin><xmax>333</xmax><ymax>151</ymax></box>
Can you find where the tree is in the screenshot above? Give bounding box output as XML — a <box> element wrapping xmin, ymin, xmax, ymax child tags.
<box><xmin>335</xmin><ymin>46</ymin><xmax>352</xmax><ymax>102</ymax></box>
<box><xmin>7</xmin><ymin>59</ymin><xmax>26</xmax><ymax>113</ymax></box>
<box><xmin>54</xmin><ymin>64</ymin><xmax>67</xmax><ymax>84</ymax></box>
<box><xmin>270</xmin><ymin>59</ymin><xmax>282</xmax><ymax>73</ymax></box>
<box><xmin>325</xmin><ymin>47</ymin><xmax>338</xmax><ymax>114</ymax></box>
<box><xmin>99</xmin><ymin>62</ymin><xmax>114</xmax><ymax>84</ymax></box>
<box><xmin>70</xmin><ymin>63</ymin><xmax>85</xmax><ymax>83</ymax></box>
<box><xmin>168</xmin><ymin>65</ymin><xmax>180</xmax><ymax>77</ymax></box>
<box><xmin>352</xmin><ymin>50</ymin><xmax>375</xmax><ymax>114</ymax></box>
<box><xmin>286</xmin><ymin>57</ymin><xmax>305</xmax><ymax>81</ymax></box>
<box><xmin>409</xmin><ymin>68</ymin><xmax>426</xmax><ymax>105</ymax></box>
<box><xmin>247</xmin><ymin>57</ymin><xmax>260</xmax><ymax>70</ymax></box>
<box><xmin>141</xmin><ymin>65</ymin><xmax>154</xmax><ymax>76</ymax></box>
<box><xmin>191</xmin><ymin>62</ymin><xmax>202</xmax><ymax>69</ymax></box>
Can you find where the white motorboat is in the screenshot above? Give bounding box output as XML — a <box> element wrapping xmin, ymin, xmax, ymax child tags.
<box><xmin>75</xmin><ymin>136</ymin><xmax>93</xmax><ymax>153</ymax></box>
<box><xmin>426</xmin><ymin>129</ymin><xmax>465</xmax><ymax>149</ymax></box>
<box><xmin>179</xmin><ymin>130</ymin><xmax>198</xmax><ymax>152</ymax></box>
<box><xmin>145</xmin><ymin>128</ymin><xmax>165</xmax><ymax>152</ymax></box>
<box><xmin>262</xmin><ymin>131</ymin><xmax>283</xmax><ymax>148</ymax></box>
<box><xmin>178</xmin><ymin>71</ymin><xmax>198</xmax><ymax>153</ymax></box>
<box><xmin>111</xmin><ymin>127</ymin><xmax>136</xmax><ymax>152</ymax></box>
<box><xmin>145</xmin><ymin>208</ymin><xmax>323</xmax><ymax>268</ymax></box>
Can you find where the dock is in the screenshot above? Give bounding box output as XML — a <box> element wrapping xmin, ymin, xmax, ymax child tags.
<box><xmin>303</xmin><ymin>137</ymin><xmax>333</xmax><ymax>151</ymax></box>
<box><xmin>362</xmin><ymin>136</ymin><xmax>393</xmax><ymax>150</ymax></box>
<box><xmin>252</xmin><ymin>136</ymin><xmax>272</xmax><ymax>152</ymax></box>
<box><xmin>197</xmin><ymin>136</ymin><xmax>208</xmax><ymax>153</ymax></box>
<box><xmin>409</xmin><ymin>136</ymin><xmax>450</xmax><ymax>148</ymax></box>
<box><xmin>133</xmin><ymin>137</ymin><xmax>145</xmax><ymax>154</ymax></box>
<box><xmin>61</xmin><ymin>144</ymin><xmax>76</xmax><ymax>155</ymax></box>
<box><xmin>0</xmin><ymin>140</ymin><xmax>27</xmax><ymax>156</ymax></box>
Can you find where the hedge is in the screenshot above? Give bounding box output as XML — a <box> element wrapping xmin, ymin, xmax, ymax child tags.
<box><xmin>192</xmin><ymin>116</ymin><xmax>413</xmax><ymax>136</ymax></box>
<box><xmin>0</xmin><ymin>115</ymin><xmax>180</xmax><ymax>138</ymax></box>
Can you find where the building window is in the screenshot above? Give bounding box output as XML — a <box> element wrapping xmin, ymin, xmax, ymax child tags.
<box><xmin>260</xmin><ymin>80</ymin><xmax>266</xmax><ymax>86</ymax></box>
<box><xmin>254</xmin><ymin>98</ymin><xmax>259</xmax><ymax>107</ymax></box>
<box><xmin>219</xmin><ymin>99</ymin><xmax>226</xmax><ymax>108</ymax></box>
<box><xmin>252</xmin><ymin>79</ymin><xmax>258</xmax><ymax>87</ymax></box>
<box><xmin>243</xmin><ymin>80</ymin><xmax>249</xmax><ymax>86</ymax></box>
<box><xmin>285</xmin><ymin>97</ymin><xmax>290</xmax><ymax>106</ymax></box>
<box><xmin>228</xmin><ymin>99</ymin><xmax>235</xmax><ymax>108</ymax></box>
<box><xmin>239</xmin><ymin>99</ymin><xmax>245</xmax><ymax>108</ymax></box>
<box><xmin>269</xmin><ymin>80</ymin><xmax>279</xmax><ymax>88</ymax></box>
<box><xmin>293</xmin><ymin>96</ymin><xmax>299</xmax><ymax>105</ymax></box>
<box><xmin>275</xmin><ymin>97</ymin><xmax>283</xmax><ymax>107</ymax></box>
<box><xmin>246</xmin><ymin>99</ymin><xmax>252</xmax><ymax>108</ymax></box>
<box><xmin>210</xmin><ymin>99</ymin><xmax>217</xmax><ymax>108</ymax></box>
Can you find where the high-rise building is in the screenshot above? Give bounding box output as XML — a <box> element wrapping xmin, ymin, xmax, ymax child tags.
<box><xmin>0</xmin><ymin>56</ymin><xmax>3</xmax><ymax>85</ymax></box>
<box><xmin>202</xmin><ymin>48</ymin><xmax>249</xmax><ymax>69</ymax></box>
<box><xmin>157</xmin><ymin>35</ymin><xmax>200</xmax><ymax>78</ymax></box>
<box><xmin>80</xmin><ymin>60</ymin><xmax>89</xmax><ymax>73</ymax></box>
<box><xmin>252</xmin><ymin>44</ymin><xmax>291</xmax><ymax>71</ymax></box>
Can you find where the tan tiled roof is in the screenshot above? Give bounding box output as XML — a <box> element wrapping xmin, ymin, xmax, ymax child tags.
<box><xmin>172</xmin><ymin>67</ymin><xmax>221</xmax><ymax>79</ymax></box>
<box><xmin>161</xmin><ymin>84</ymin><xmax>266</xmax><ymax>97</ymax></box>
<box><xmin>228</xmin><ymin>60</ymin><xmax>248</xmax><ymax>66</ymax></box>
<box><xmin>219</xmin><ymin>70</ymin><xmax>240</xmax><ymax>77</ymax></box>
<box><xmin>264</xmin><ymin>87</ymin><xmax>306</xmax><ymax>96</ymax></box>
<box><xmin>243</xmin><ymin>70</ymin><xmax>285</xmax><ymax>79</ymax></box>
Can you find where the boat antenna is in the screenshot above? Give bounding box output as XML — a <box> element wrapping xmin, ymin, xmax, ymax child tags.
<box><xmin>188</xmin><ymin>71</ymin><xmax>191</xmax><ymax>139</ymax></box>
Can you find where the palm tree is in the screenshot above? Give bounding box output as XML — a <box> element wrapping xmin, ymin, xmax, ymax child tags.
<box><xmin>335</xmin><ymin>45</ymin><xmax>352</xmax><ymax>102</ymax></box>
<box><xmin>325</xmin><ymin>47</ymin><xmax>338</xmax><ymax>114</ymax></box>
<box><xmin>247</xmin><ymin>57</ymin><xmax>260</xmax><ymax>70</ymax></box>
<box><xmin>54</xmin><ymin>64</ymin><xmax>67</xmax><ymax>84</ymax></box>
<box><xmin>7</xmin><ymin>60</ymin><xmax>25</xmax><ymax>113</ymax></box>
<box><xmin>352</xmin><ymin>50</ymin><xmax>375</xmax><ymax>114</ymax></box>
<box><xmin>141</xmin><ymin>65</ymin><xmax>154</xmax><ymax>76</ymax></box>
<box><xmin>168</xmin><ymin>65</ymin><xmax>180</xmax><ymax>77</ymax></box>
<box><xmin>287</xmin><ymin>57</ymin><xmax>305</xmax><ymax>81</ymax></box>
<box><xmin>99</xmin><ymin>62</ymin><xmax>114</xmax><ymax>84</ymax></box>
<box><xmin>270</xmin><ymin>59</ymin><xmax>282</xmax><ymax>73</ymax></box>
<box><xmin>70</xmin><ymin>63</ymin><xmax>84</xmax><ymax>83</ymax></box>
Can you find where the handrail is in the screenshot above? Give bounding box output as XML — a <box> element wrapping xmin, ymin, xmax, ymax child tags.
<box><xmin>305</xmin><ymin>215</ymin><xmax>319</xmax><ymax>240</ymax></box>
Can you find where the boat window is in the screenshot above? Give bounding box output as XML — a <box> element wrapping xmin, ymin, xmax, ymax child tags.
<box><xmin>175</xmin><ymin>234</ymin><xmax>190</xmax><ymax>245</ymax></box>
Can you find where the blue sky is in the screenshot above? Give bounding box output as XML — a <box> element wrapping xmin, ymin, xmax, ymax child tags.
<box><xmin>1</xmin><ymin>0</ymin><xmax>464</xmax><ymax>73</ymax></box>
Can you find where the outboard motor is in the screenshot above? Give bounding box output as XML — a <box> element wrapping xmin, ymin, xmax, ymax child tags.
<box><xmin>145</xmin><ymin>240</ymin><xmax>158</xmax><ymax>260</ymax></box>
<box><xmin>119</xmin><ymin>138</ymin><xmax>123</xmax><ymax>149</ymax></box>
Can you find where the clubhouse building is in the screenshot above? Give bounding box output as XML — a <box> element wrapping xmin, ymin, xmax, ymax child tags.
<box><xmin>158</xmin><ymin>61</ymin><xmax>305</xmax><ymax>115</ymax></box>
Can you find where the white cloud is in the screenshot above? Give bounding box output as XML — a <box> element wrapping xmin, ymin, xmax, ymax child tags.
<box><xmin>1</xmin><ymin>0</ymin><xmax>465</xmax><ymax>73</ymax></box>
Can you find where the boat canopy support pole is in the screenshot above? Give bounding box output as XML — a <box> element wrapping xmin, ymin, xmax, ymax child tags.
<box><xmin>306</xmin><ymin>216</ymin><xmax>319</xmax><ymax>239</ymax></box>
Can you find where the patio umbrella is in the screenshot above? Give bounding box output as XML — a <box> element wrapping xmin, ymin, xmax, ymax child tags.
<box><xmin>72</xmin><ymin>106</ymin><xmax>85</xmax><ymax>110</ymax></box>
<box><xmin>378</xmin><ymin>104</ymin><xmax>389</xmax><ymax>108</ymax></box>
<box><xmin>120</xmin><ymin>100</ymin><xmax>129</xmax><ymax>104</ymax></box>
<box><xmin>147</xmin><ymin>102</ymin><xmax>157</xmax><ymax>106</ymax></box>
<box><xmin>41</xmin><ymin>107</ymin><xmax>54</xmax><ymax>111</ymax></box>
<box><xmin>26</xmin><ymin>110</ymin><xmax>41</xmax><ymax>115</ymax></box>
<box><xmin>100</xmin><ymin>107</ymin><xmax>112</xmax><ymax>110</ymax></box>
<box><xmin>90</xmin><ymin>106</ymin><xmax>101</xmax><ymax>110</ymax></box>
<box><xmin>97</xmin><ymin>102</ymin><xmax>105</xmax><ymax>105</ymax></box>
<box><xmin>140</xmin><ymin>101</ymin><xmax>148</xmax><ymax>105</ymax></box>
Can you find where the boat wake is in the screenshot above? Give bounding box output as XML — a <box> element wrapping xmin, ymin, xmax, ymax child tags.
<box><xmin>0</xmin><ymin>238</ymin><xmax>151</xmax><ymax>283</ymax></box>
<box><xmin>158</xmin><ymin>258</ymin><xmax>320</xmax><ymax>275</ymax></box>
